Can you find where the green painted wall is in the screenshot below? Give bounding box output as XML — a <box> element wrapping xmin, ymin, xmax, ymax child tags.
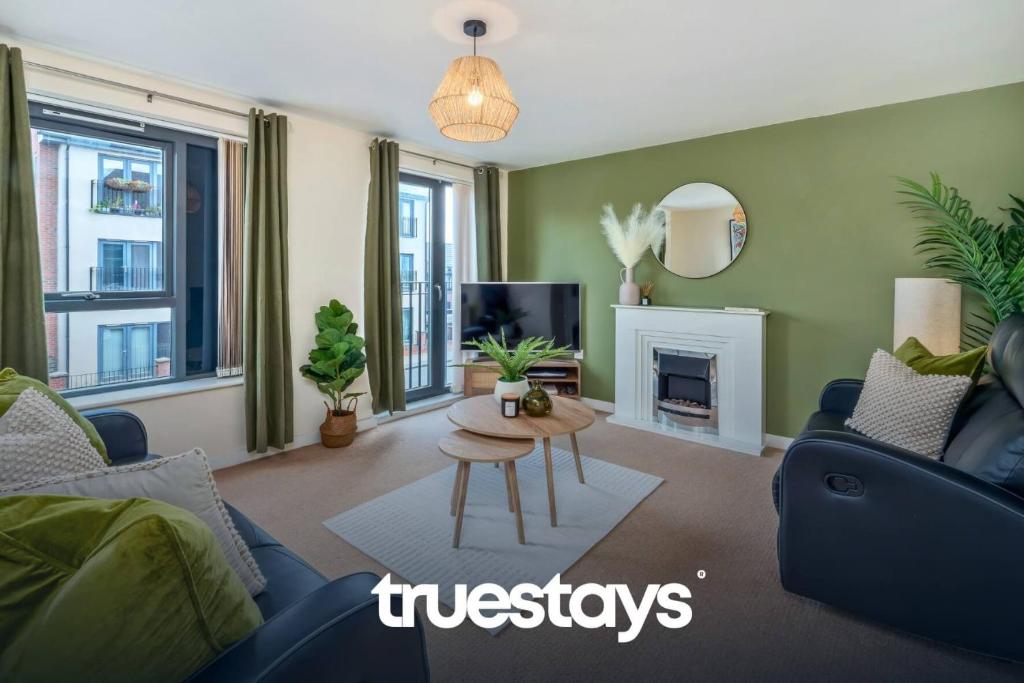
<box><xmin>507</xmin><ymin>82</ymin><xmax>1024</xmax><ymax>437</ymax></box>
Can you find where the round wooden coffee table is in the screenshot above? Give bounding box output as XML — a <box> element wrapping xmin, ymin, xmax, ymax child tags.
<box><xmin>447</xmin><ymin>396</ymin><xmax>596</xmax><ymax>527</ymax></box>
<box><xmin>439</xmin><ymin>430</ymin><xmax>534</xmax><ymax>547</ymax></box>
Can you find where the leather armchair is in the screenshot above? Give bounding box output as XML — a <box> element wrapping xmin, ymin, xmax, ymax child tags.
<box><xmin>776</xmin><ymin>314</ymin><xmax>1024</xmax><ymax>662</ymax></box>
<box><xmin>81</xmin><ymin>409</ymin><xmax>431</xmax><ymax>682</ymax></box>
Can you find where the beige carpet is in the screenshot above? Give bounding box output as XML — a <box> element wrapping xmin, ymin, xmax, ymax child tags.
<box><xmin>215</xmin><ymin>407</ymin><xmax>1022</xmax><ymax>683</ymax></box>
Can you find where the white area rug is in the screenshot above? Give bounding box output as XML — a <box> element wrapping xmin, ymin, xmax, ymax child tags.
<box><xmin>323</xmin><ymin>445</ymin><xmax>663</xmax><ymax>633</ymax></box>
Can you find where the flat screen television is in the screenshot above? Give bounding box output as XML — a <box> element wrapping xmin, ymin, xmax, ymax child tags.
<box><xmin>460</xmin><ymin>282</ymin><xmax>581</xmax><ymax>351</ymax></box>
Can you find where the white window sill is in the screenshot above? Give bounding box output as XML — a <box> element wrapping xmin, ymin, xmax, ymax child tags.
<box><xmin>67</xmin><ymin>375</ymin><xmax>244</xmax><ymax>411</ymax></box>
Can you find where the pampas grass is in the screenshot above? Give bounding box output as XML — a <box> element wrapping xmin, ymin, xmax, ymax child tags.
<box><xmin>600</xmin><ymin>204</ymin><xmax>665</xmax><ymax>268</ymax></box>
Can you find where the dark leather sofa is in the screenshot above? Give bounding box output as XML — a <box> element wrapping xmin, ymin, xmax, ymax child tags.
<box><xmin>82</xmin><ymin>409</ymin><xmax>431</xmax><ymax>682</ymax></box>
<box><xmin>774</xmin><ymin>313</ymin><xmax>1024</xmax><ymax>663</ymax></box>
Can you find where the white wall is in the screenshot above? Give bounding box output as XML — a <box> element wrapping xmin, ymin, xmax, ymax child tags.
<box><xmin>11</xmin><ymin>37</ymin><xmax>374</xmax><ymax>469</ymax></box>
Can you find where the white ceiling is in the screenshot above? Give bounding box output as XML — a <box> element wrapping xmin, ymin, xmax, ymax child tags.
<box><xmin>4</xmin><ymin>0</ymin><xmax>1022</xmax><ymax>169</ymax></box>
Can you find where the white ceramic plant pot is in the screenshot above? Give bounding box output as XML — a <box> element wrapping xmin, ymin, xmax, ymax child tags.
<box><xmin>494</xmin><ymin>378</ymin><xmax>530</xmax><ymax>403</ymax></box>
<box><xmin>619</xmin><ymin>266</ymin><xmax>640</xmax><ymax>305</ymax></box>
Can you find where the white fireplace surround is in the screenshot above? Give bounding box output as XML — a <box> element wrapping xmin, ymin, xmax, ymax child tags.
<box><xmin>607</xmin><ymin>305</ymin><xmax>768</xmax><ymax>456</ymax></box>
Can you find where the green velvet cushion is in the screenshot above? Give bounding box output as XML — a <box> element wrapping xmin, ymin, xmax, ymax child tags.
<box><xmin>894</xmin><ymin>337</ymin><xmax>987</xmax><ymax>381</ymax></box>
<box><xmin>0</xmin><ymin>495</ymin><xmax>262</xmax><ymax>681</ymax></box>
<box><xmin>0</xmin><ymin>368</ymin><xmax>109</xmax><ymax>463</ymax></box>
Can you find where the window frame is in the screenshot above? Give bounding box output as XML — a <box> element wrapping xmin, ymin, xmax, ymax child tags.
<box><xmin>399</xmin><ymin>195</ymin><xmax>417</xmax><ymax>237</ymax></box>
<box><xmin>30</xmin><ymin>102</ymin><xmax>218</xmax><ymax>397</ymax></box>
<box><xmin>96</xmin><ymin>152</ymin><xmax>161</xmax><ymax>212</ymax></box>
<box><xmin>97</xmin><ymin>321</ymin><xmax>160</xmax><ymax>383</ymax></box>
<box><xmin>399</xmin><ymin>252</ymin><xmax>415</xmax><ymax>282</ymax></box>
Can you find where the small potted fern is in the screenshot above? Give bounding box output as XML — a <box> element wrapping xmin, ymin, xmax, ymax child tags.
<box><xmin>460</xmin><ymin>332</ymin><xmax>572</xmax><ymax>402</ymax></box>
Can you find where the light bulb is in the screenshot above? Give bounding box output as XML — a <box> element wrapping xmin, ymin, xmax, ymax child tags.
<box><xmin>467</xmin><ymin>88</ymin><xmax>484</xmax><ymax>107</ymax></box>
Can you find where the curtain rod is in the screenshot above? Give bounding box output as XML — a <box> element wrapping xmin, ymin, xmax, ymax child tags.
<box><xmin>23</xmin><ymin>60</ymin><xmax>251</xmax><ymax>119</ymax></box>
<box><xmin>401</xmin><ymin>149</ymin><xmax>484</xmax><ymax>172</ymax></box>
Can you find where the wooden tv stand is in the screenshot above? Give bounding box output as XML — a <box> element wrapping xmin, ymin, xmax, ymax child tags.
<box><xmin>463</xmin><ymin>359</ymin><xmax>582</xmax><ymax>400</ymax></box>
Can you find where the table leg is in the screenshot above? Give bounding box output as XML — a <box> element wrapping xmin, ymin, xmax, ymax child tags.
<box><xmin>543</xmin><ymin>437</ymin><xmax>557</xmax><ymax>527</ymax></box>
<box><xmin>450</xmin><ymin>461</ymin><xmax>464</xmax><ymax>516</ymax></box>
<box><xmin>508</xmin><ymin>460</ymin><xmax>525</xmax><ymax>545</ymax></box>
<box><xmin>570</xmin><ymin>432</ymin><xmax>585</xmax><ymax>484</ymax></box>
<box><xmin>453</xmin><ymin>462</ymin><xmax>470</xmax><ymax>548</ymax></box>
<box><xmin>504</xmin><ymin>462</ymin><xmax>514</xmax><ymax>512</ymax></box>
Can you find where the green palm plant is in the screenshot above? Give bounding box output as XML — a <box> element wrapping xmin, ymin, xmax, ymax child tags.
<box><xmin>897</xmin><ymin>173</ymin><xmax>1024</xmax><ymax>347</ymax></box>
<box><xmin>458</xmin><ymin>331</ymin><xmax>572</xmax><ymax>382</ymax></box>
<box><xmin>299</xmin><ymin>300</ymin><xmax>366</xmax><ymax>414</ymax></box>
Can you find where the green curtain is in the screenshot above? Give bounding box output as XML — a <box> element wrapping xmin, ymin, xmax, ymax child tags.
<box><xmin>0</xmin><ymin>45</ymin><xmax>47</xmax><ymax>381</ymax></box>
<box><xmin>474</xmin><ymin>166</ymin><xmax>502</xmax><ymax>281</ymax></box>
<box><xmin>363</xmin><ymin>138</ymin><xmax>405</xmax><ymax>414</ymax></box>
<box><xmin>244</xmin><ymin>109</ymin><xmax>293</xmax><ymax>453</ymax></box>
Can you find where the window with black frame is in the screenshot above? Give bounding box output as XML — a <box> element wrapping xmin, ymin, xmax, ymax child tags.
<box><xmin>30</xmin><ymin>103</ymin><xmax>220</xmax><ymax>395</ymax></box>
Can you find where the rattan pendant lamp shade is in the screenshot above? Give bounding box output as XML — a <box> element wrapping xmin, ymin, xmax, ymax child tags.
<box><xmin>429</xmin><ymin>20</ymin><xmax>519</xmax><ymax>142</ymax></box>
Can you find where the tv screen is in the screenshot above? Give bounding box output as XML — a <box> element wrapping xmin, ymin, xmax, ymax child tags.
<box><xmin>460</xmin><ymin>282</ymin><xmax>581</xmax><ymax>351</ymax></box>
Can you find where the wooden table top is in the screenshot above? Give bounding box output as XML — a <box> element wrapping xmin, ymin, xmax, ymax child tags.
<box><xmin>447</xmin><ymin>396</ymin><xmax>596</xmax><ymax>439</ymax></box>
<box><xmin>438</xmin><ymin>430</ymin><xmax>535</xmax><ymax>463</ymax></box>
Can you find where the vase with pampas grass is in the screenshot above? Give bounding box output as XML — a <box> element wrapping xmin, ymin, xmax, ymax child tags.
<box><xmin>600</xmin><ymin>204</ymin><xmax>666</xmax><ymax>305</ymax></box>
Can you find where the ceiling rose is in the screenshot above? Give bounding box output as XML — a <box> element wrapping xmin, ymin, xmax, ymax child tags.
<box><xmin>428</xmin><ymin>19</ymin><xmax>518</xmax><ymax>143</ymax></box>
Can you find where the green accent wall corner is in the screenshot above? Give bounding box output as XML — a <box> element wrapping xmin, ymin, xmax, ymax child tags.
<box><xmin>507</xmin><ymin>82</ymin><xmax>1024</xmax><ymax>437</ymax></box>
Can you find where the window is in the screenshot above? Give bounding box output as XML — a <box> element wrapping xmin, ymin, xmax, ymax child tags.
<box><xmin>31</xmin><ymin>103</ymin><xmax>219</xmax><ymax>395</ymax></box>
<box><xmin>97</xmin><ymin>321</ymin><xmax>172</xmax><ymax>385</ymax></box>
<box><xmin>399</xmin><ymin>196</ymin><xmax>416</xmax><ymax>237</ymax></box>
<box><xmin>96</xmin><ymin>240</ymin><xmax>162</xmax><ymax>291</ymax></box>
<box><xmin>97</xmin><ymin>153</ymin><xmax>162</xmax><ymax>215</ymax></box>
<box><xmin>400</xmin><ymin>253</ymin><xmax>415</xmax><ymax>283</ymax></box>
<box><xmin>402</xmin><ymin>308</ymin><xmax>413</xmax><ymax>346</ymax></box>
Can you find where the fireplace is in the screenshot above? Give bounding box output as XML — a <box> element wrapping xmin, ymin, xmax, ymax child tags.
<box><xmin>652</xmin><ymin>347</ymin><xmax>718</xmax><ymax>434</ymax></box>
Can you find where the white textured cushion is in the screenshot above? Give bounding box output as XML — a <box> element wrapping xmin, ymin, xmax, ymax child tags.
<box><xmin>845</xmin><ymin>349</ymin><xmax>972</xmax><ymax>459</ymax></box>
<box><xmin>0</xmin><ymin>448</ymin><xmax>266</xmax><ymax>595</ymax></box>
<box><xmin>0</xmin><ymin>388</ymin><xmax>106</xmax><ymax>485</ymax></box>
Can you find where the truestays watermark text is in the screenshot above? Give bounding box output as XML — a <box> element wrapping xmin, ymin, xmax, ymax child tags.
<box><xmin>372</xmin><ymin>573</ymin><xmax>693</xmax><ymax>642</ymax></box>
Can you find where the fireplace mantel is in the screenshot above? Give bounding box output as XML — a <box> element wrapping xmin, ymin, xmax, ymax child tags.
<box><xmin>607</xmin><ymin>304</ymin><xmax>768</xmax><ymax>456</ymax></box>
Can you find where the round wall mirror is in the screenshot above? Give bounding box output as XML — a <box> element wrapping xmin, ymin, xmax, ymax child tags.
<box><xmin>653</xmin><ymin>182</ymin><xmax>747</xmax><ymax>278</ymax></box>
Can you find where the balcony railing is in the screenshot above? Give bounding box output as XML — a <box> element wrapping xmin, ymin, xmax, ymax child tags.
<box><xmin>90</xmin><ymin>266</ymin><xmax>163</xmax><ymax>292</ymax></box>
<box><xmin>54</xmin><ymin>359</ymin><xmax>171</xmax><ymax>391</ymax></box>
<box><xmin>89</xmin><ymin>180</ymin><xmax>162</xmax><ymax>217</ymax></box>
<box><xmin>401</xmin><ymin>277</ymin><xmax>455</xmax><ymax>392</ymax></box>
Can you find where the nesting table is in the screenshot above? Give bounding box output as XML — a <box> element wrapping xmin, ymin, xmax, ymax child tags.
<box><xmin>445</xmin><ymin>396</ymin><xmax>596</xmax><ymax>530</ymax></box>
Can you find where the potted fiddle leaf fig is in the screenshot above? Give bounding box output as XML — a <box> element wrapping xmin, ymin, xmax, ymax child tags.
<box><xmin>299</xmin><ymin>300</ymin><xmax>366</xmax><ymax>447</ymax></box>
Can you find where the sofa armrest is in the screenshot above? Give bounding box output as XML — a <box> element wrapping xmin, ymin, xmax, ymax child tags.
<box><xmin>81</xmin><ymin>409</ymin><xmax>150</xmax><ymax>465</ymax></box>
<box><xmin>778</xmin><ymin>430</ymin><xmax>1024</xmax><ymax>661</ymax></box>
<box><xmin>817</xmin><ymin>379</ymin><xmax>863</xmax><ymax>415</ymax></box>
<box><xmin>187</xmin><ymin>572</ymin><xmax>430</xmax><ymax>683</ymax></box>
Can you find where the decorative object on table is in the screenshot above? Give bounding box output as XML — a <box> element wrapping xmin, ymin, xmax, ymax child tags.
<box><xmin>897</xmin><ymin>173</ymin><xmax>1024</xmax><ymax>347</ymax></box>
<box><xmin>894</xmin><ymin>336</ymin><xmax>987</xmax><ymax>382</ymax></box>
<box><xmin>639</xmin><ymin>281</ymin><xmax>654</xmax><ymax>306</ymax></box>
<box><xmin>428</xmin><ymin>20</ymin><xmax>519</xmax><ymax>143</ymax></box>
<box><xmin>600</xmin><ymin>203</ymin><xmax>666</xmax><ymax>304</ymax></box>
<box><xmin>893</xmin><ymin>278</ymin><xmax>962</xmax><ymax>355</ymax></box>
<box><xmin>654</xmin><ymin>182</ymin><xmax>747</xmax><ymax>278</ymax></box>
<box><xmin>844</xmin><ymin>349</ymin><xmax>972</xmax><ymax>459</ymax></box>
<box><xmin>299</xmin><ymin>300</ymin><xmax>366</xmax><ymax>448</ymax></box>
<box><xmin>522</xmin><ymin>380</ymin><xmax>554</xmax><ymax>417</ymax></box>
<box><xmin>457</xmin><ymin>331</ymin><xmax>572</xmax><ymax>403</ymax></box>
<box><xmin>500</xmin><ymin>393</ymin><xmax>520</xmax><ymax>418</ymax></box>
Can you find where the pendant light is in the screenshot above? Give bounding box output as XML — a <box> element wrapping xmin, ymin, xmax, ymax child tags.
<box><xmin>428</xmin><ymin>19</ymin><xmax>519</xmax><ymax>143</ymax></box>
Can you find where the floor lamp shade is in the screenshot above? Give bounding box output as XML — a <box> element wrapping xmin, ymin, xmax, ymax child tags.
<box><xmin>893</xmin><ymin>278</ymin><xmax>962</xmax><ymax>355</ymax></box>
